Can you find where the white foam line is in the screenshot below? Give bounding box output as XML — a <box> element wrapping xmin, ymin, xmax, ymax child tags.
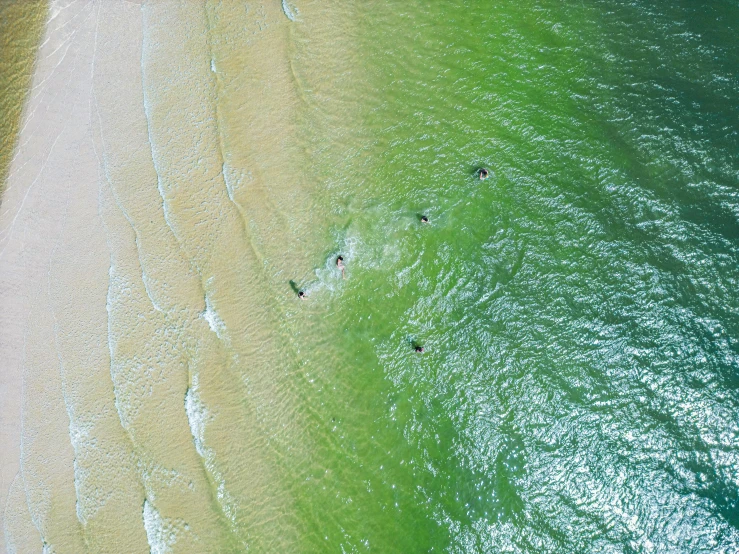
<box><xmin>281</xmin><ymin>0</ymin><xmax>298</xmax><ymax>21</ymax></box>
<box><xmin>183</xmin><ymin>382</ymin><xmax>239</xmax><ymax>528</ymax></box>
<box><xmin>6</xmin><ymin>22</ymin><xmax>81</xmax><ymax>188</ymax></box>
<box><xmin>139</xmin><ymin>9</ymin><xmax>186</xmax><ymax>272</ymax></box>
<box><xmin>89</xmin><ymin>38</ymin><xmax>164</xmax><ymax>315</ymax></box>
<box><xmin>51</xmin><ymin>9</ymin><xmax>128</xmax><ymax>528</ymax></box>
<box><xmin>142</xmin><ymin>499</ymin><xmax>176</xmax><ymax>554</ymax></box>
<box><xmin>16</xmin><ymin>280</ymin><xmax>48</xmax><ymax>550</ymax></box>
<box><xmin>48</xmin><ymin>0</ymin><xmax>78</xmax><ymax>25</ymax></box>
<box><xmin>94</xmin><ymin>159</ymin><xmax>127</xmax><ymax>435</ymax></box>
<box><xmin>202</xmin><ymin>10</ymin><xmax>266</xmax><ymax>276</ymax></box>
<box><xmin>47</xmin><ymin>181</ymin><xmax>87</xmax><ymax>528</ymax></box>
<box><xmin>4</xmin><ymin>452</ymin><xmax>45</xmax><ymax>552</ymax></box>
<box><xmin>140</xmin><ymin>5</ymin><xmax>241</xmax><ymax>542</ymax></box>
<box><xmin>201</xmin><ymin>292</ymin><xmax>227</xmax><ymax>340</ymax></box>
<box><xmin>96</xmin><ymin>180</ymin><xmax>165</xmax><ymax>313</ymax></box>
<box><xmin>89</xmin><ymin>5</ymin><xmax>144</xmax><ymax>444</ymax></box>
<box><xmin>184</xmin><ymin>380</ymin><xmax>208</xmax><ymax>459</ymax></box>
<box><xmin>28</xmin><ymin>0</ymin><xmax>93</xmax><ymax>94</ymax></box>
<box><xmin>103</xmin><ymin>263</ymin><xmax>128</xmax><ymax>432</ymax></box>
<box><xmin>44</xmin><ymin>5</ymin><xmax>103</xmax><ymax>519</ymax></box>
<box><xmin>139</xmin><ymin>4</ymin><xmax>211</xmax><ymax>314</ymax></box>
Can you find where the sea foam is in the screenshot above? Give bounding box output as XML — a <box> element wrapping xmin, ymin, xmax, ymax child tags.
<box><xmin>201</xmin><ymin>293</ymin><xmax>226</xmax><ymax>341</ymax></box>
<box><xmin>184</xmin><ymin>382</ymin><xmax>210</xmax><ymax>459</ymax></box>
<box><xmin>142</xmin><ymin>500</ymin><xmax>177</xmax><ymax>554</ymax></box>
<box><xmin>281</xmin><ymin>0</ymin><xmax>298</xmax><ymax>21</ymax></box>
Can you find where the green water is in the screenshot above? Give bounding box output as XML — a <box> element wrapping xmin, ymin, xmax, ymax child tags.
<box><xmin>3</xmin><ymin>0</ymin><xmax>737</xmax><ymax>552</ymax></box>
<box><xmin>275</xmin><ymin>0</ymin><xmax>739</xmax><ymax>551</ymax></box>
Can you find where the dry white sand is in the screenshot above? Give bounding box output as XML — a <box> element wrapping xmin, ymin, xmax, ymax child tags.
<box><xmin>0</xmin><ymin>2</ymin><xmax>147</xmax><ymax>551</ymax></box>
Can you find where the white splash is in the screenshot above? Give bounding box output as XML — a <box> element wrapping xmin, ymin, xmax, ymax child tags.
<box><xmin>185</xmin><ymin>382</ymin><xmax>210</xmax><ymax>458</ymax></box>
<box><xmin>184</xmin><ymin>383</ymin><xmax>240</xmax><ymax>529</ymax></box>
<box><xmin>281</xmin><ymin>0</ymin><xmax>298</xmax><ymax>21</ymax></box>
<box><xmin>142</xmin><ymin>500</ymin><xmax>177</xmax><ymax>554</ymax></box>
<box><xmin>201</xmin><ymin>294</ymin><xmax>226</xmax><ymax>340</ymax></box>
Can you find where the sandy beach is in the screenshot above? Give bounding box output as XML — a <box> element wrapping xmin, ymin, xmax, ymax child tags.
<box><xmin>2</xmin><ymin>1</ymin><xmax>336</xmax><ymax>550</ymax></box>
<box><xmin>1</xmin><ymin>2</ymin><xmax>141</xmax><ymax>550</ymax></box>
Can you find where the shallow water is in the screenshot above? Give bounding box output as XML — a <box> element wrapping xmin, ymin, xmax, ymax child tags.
<box><xmin>3</xmin><ymin>0</ymin><xmax>739</xmax><ymax>552</ymax></box>
<box><xmin>0</xmin><ymin>0</ymin><xmax>46</xmax><ymax>196</ymax></box>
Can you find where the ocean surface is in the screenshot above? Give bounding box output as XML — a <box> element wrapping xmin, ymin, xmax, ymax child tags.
<box><xmin>3</xmin><ymin>0</ymin><xmax>738</xmax><ymax>552</ymax></box>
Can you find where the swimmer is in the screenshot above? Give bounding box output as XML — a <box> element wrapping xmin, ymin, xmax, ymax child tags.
<box><xmin>336</xmin><ymin>256</ymin><xmax>346</xmax><ymax>279</ymax></box>
<box><xmin>479</xmin><ymin>168</ymin><xmax>489</xmax><ymax>180</ymax></box>
<box><xmin>421</xmin><ymin>216</ymin><xmax>429</xmax><ymax>224</ymax></box>
<box><xmin>415</xmin><ymin>346</ymin><xmax>425</xmax><ymax>353</ymax></box>
<box><xmin>298</xmin><ymin>290</ymin><xmax>306</xmax><ymax>299</ymax></box>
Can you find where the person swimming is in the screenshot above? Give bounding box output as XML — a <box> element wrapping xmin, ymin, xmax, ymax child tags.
<box><xmin>479</xmin><ymin>168</ymin><xmax>489</xmax><ymax>180</ymax></box>
<box><xmin>415</xmin><ymin>346</ymin><xmax>425</xmax><ymax>353</ymax></box>
<box><xmin>421</xmin><ymin>216</ymin><xmax>429</xmax><ymax>223</ymax></box>
<box><xmin>298</xmin><ymin>290</ymin><xmax>306</xmax><ymax>299</ymax></box>
<box><xmin>337</xmin><ymin>256</ymin><xmax>346</xmax><ymax>279</ymax></box>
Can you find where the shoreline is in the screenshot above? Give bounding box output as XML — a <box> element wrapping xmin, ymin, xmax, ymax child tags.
<box><xmin>1</xmin><ymin>1</ymin><xmax>331</xmax><ymax>550</ymax></box>
<box><xmin>1</xmin><ymin>0</ymin><xmax>737</xmax><ymax>551</ymax></box>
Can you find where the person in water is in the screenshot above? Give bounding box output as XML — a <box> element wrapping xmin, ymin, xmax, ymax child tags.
<box><xmin>337</xmin><ymin>256</ymin><xmax>346</xmax><ymax>279</ymax></box>
<box><xmin>415</xmin><ymin>346</ymin><xmax>425</xmax><ymax>353</ymax></box>
<box><xmin>479</xmin><ymin>168</ymin><xmax>489</xmax><ymax>180</ymax></box>
<box><xmin>298</xmin><ymin>290</ymin><xmax>306</xmax><ymax>299</ymax></box>
<box><xmin>421</xmin><ymin>216</ymin><xmax>429</xmax><ymax>224</ymax></box>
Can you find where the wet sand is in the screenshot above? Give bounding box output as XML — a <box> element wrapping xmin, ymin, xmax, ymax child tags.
<box><xmin>1</xmin><ymin>0</ymin><xmax>351</xmax><ymax>550</ymax></box>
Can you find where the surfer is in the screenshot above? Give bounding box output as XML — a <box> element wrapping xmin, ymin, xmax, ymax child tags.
<box><xmin>479</xmin><ymin>168</ymin><xmax>489</xmax><ymax>180</ymax></box>
<box><xmin>337</xmin><ymin>256</ymin><xmax>346</xmax><ymax>279</ymax></box>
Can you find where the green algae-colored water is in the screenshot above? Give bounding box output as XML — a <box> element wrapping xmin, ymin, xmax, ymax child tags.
<box><xmin>280</xmin><ymin>1</ymin><xmax>739</xmax><ymax>551</ymax></box>
<box><xmin>3</xmin><ymin>0</ymin><xmax>738</xmax><ymax>552</ymax></box>
<box><xmin>0</xmin><ymin>0</ymin><xmax>46</xmax><ymax>198</ymax></box>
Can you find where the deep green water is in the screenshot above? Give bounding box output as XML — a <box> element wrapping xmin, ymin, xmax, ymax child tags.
<box><xmin>280</xmin><ymin>0</ymin><xmax>739</xmax><ymax>551</ymax></box>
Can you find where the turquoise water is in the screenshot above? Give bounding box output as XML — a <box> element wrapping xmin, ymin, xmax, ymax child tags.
<box><xmin>278</xmin><ymin>0</ymin><xmax>739</xmax><ymax>551</ymax></box>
